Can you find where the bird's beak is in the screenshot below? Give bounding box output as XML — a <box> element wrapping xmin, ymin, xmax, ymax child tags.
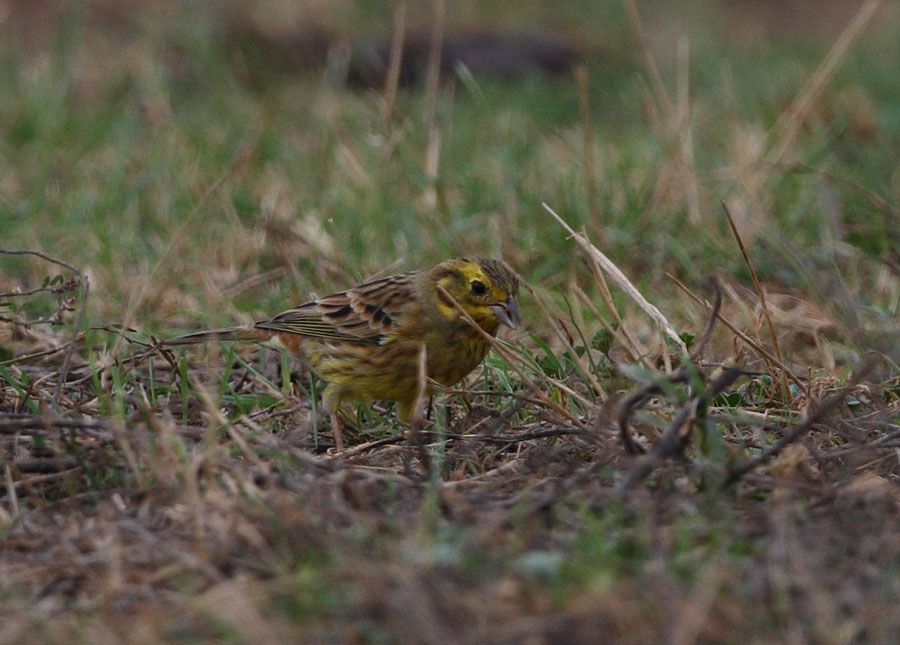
<box><xmin>490</xmin><ymin>296</ymin><xmax>522</xmax><ymax>329</ymax></box>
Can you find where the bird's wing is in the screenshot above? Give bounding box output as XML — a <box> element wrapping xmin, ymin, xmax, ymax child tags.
<box><xmin>255</xmin><ymin>271</ymin><xmax>418</xmax><ymax>345</ymax></box>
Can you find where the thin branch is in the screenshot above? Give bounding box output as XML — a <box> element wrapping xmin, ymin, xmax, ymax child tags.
<box><xmin>689</xmin><ymin>279</ymin><xmax>722</xmax><ymax>363</ymax></box>
<box><xmin>334</xmin><ymin>435</ymin><xmax>407</xmax><ymax>459</ymax></box>
<box><xmin>722</xmin><ymin>202</ymin><xmax>788</xmax><ymax>398</ymax></box>
<box><xmin>0</xmin><ymin>281</ymin><xmax>79</xmax><ymax>298</ymax></box>
<box><xmin>0</xmin><ymin>338</ymin><xmax>82</xmax><ymax>367</ymax></box>
<box><xmin>10</xmin><ymin>458</ymin><xmax>79</xmax><ymax>474</ymax></box>
<box><xmin>0</xmin><ymin>414</ymin><xmax>116</xmax><ymax>439</ymax></box>
<box><xmin>0</xmin><ymin>248</ymin><xmax>83</xmax><ymax>276</ymax></box>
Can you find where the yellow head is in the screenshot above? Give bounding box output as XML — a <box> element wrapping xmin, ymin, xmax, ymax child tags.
<box><xmin>429</xmin><ymin>257</ymin><xmax>521</xmax><ymax>333</ymax></box>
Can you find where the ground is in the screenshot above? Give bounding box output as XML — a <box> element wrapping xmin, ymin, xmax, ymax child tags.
<box><xmin>1</xmin><ymin>1</ymin><xmax>898</xmax><ymax>642</ymax></box>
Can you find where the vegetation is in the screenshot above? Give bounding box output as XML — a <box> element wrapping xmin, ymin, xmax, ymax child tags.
<box><xmin>1</xmin><ymin>1</ymin><xmax>897</xmax><ymax>641</ymax></box>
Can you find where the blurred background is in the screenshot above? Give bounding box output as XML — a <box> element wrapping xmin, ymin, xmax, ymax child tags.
<box><xmin>1</xmin><ymin>0</ymin><xmax>898</xmax><ymax>363</ymax></box>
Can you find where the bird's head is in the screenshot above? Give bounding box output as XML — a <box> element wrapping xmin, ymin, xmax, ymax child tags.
<box><xmin>430</xmin><ymin>257</ymin><xmax>521</xmax><ymax>333</ymax></box>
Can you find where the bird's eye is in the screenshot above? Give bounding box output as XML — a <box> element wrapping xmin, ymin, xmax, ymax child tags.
<box><xmin>471</xmin><ymin>280</ymin><xmax>487</xmax><ymax>296</ymax></box>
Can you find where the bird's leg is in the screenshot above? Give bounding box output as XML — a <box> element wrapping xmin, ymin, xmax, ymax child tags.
<box><xmin>330</xmin><ymin>412</ymin><xmax>345</xmax><ymax>450</ymax></box>
<box><xmin>444</xmin><ymin>400</ymin><xmax>452</xmax><ymax>429</ymax></box>
<box><xmin>425</xmin><ymin>396</ymin><xmax>434</xmax><ymax>421</ymax></box>
<box><xmin>322</xmin><ymin>384</ymin><xmax>348</xmax><ymax>450</ymax></box>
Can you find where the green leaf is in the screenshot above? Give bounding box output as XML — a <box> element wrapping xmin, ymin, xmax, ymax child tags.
<box><xmin>590</xmin><ymin>328</ymin><xmax>615</xmax><ymax>354</ymax></box>
<box><xmin>531</xmin><ymin>334</ymin><xmax>563</xmax><ymax>378</ymax></box>
<box><xmin>712</xmin><ymin>391</ymin><xmax>743</xmax><ymax>407</ymax></box>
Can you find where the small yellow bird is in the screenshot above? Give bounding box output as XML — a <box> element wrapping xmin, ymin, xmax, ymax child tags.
<box><xmin>169</xmin><ymin>257</ymin><xmax>521</xmax><ymax>448</ymax></box>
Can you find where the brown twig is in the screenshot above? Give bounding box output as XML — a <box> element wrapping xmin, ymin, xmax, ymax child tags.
<box><xmin>443</xmin><ymin>388</ymin><xmax>550</xmax><ymax>408</ymax></box>
<box><xmin>335</xmin><ymin>435</ymin><xmax>408</xmax><ymax>460</ymax></box>
<box><xmin>10</xmin><ymin>458</ymin><xmax>79</xmax><ymax>474</ymax></box>
<box><xmin>338</xmin><ymin>424</ymin><xmax>584</xmax><ymax>461</ymax></box>
<box><xmin>722</xmin><ymin>202</ymin><xmax>788</xmax><ymax>398</ymax></box>
<box><xmin>689</xmin><ymin>279</ymin><xmax>723</xmax><ymax>362</ymax></box>
<box><xmin>462</xmin><ymin>426</ymin><xmax>584</xmax><ymax>444</ymax></box>
<box><xmin>0</xmin><ymin>248</ymin><xmax>82</xmax><ymax>276</ymax></box>
<box><xmin>2</xmin><ymin>467</ymin><xmax>83</xmax><ymax>500</ymax></box>
<box><xmin>0</xmin><ymin>415</ymin><xmax>116</xmax><ymax>440</ymax></box>
<box><xmin>0</xmin><ymin>280</ymin><xmax>79</xmax><ymax>299</ymax></box>
<box><xmin>0</xmin><ymin>338</ymin><xmax>83</xmax><ymax>368</ymax></box>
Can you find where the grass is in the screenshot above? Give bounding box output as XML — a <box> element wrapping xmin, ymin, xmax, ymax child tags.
<box><xmin>1</xmin><ymin>0</ymin><xmax>899</xmax><ymax>642</ymax></box>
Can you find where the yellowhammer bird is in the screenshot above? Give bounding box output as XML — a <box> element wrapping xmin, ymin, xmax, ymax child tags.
<box><xmin>168</xmin><ymin>257</ymin><xmax>521</xmax><ymax>448</ymax></box>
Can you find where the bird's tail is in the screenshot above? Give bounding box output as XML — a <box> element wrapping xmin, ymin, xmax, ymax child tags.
<box><xmin>164</xmin><ymin>326</ymin><xmax>272</xmax><ymax>347</ymax></box>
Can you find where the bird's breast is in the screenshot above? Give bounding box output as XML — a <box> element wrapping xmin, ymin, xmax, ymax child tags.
<box><xmin>425</xmin><ymin>326</ymin><xmax>492</xmax><ymax>386</ymax></box>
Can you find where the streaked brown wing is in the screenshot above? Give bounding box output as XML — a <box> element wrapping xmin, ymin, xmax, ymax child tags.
<box><xmin>255</xmin><ymin>270</ymin><xmax>418</xmax><ymax>344</ymax></box>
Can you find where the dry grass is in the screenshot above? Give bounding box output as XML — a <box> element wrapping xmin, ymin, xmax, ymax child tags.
<box><xmin>2</xmin><ymin>225</ymin><xmax>897</xmax><ymax>641</ymax></box>
<box><xmin>1</xmin><ymin>0</ymin><xmax>899</xmax><ymax>642</ymax></box>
